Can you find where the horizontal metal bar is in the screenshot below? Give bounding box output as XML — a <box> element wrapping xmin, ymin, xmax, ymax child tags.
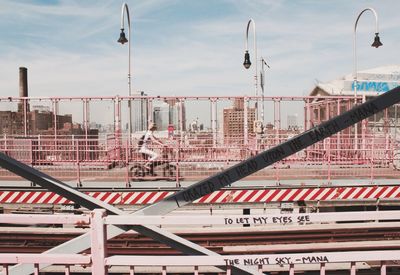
<box><xmin>0</xmin><ymin>254</ymin><xmax>91</xmax><ymax>264</ymax></box>
<box><xmin>106</xmin><ymin>250</ymin><xmax>400</xmax><ymax>266</ymax></box>
<box><xmin>105</xmin><ymin>210</ymin><xmax>400</xmax><ymax>225</ymax></box>
<box><xmin>0</xmin><ymin>95</ymin><xmax>358</xmax><ymax>100</ymax></box>
<box><xmin>0</xmin><ymin>214</ymin><xmax>90</xmax><ymax>225</ymax></box>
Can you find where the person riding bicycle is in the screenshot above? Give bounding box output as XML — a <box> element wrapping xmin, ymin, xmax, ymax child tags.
<box><xmin>138</xmin><ymin>122</ymin><xmax>164</xmax><ymax>172</ymax></box>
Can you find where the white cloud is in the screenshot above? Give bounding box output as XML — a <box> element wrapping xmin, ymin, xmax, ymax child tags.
<box><xmin>0</xmin><ymin>0</ymin><xmax>399</xmax><ymax>101</ymax></box>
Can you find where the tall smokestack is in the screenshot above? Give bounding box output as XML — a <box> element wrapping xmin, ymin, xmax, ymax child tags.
<box><xmin>18</xmin><ymin>67</ymin><xmax>29</xmax><ymax>112</ymax></box>
<box><xmin>19</xmin><ymin>67</ymin><xmax>28</xmax><ymax>97</ymax></box>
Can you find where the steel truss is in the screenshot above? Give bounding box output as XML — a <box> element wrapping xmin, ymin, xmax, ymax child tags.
<box><xmin>2</xmin><ymin>86</ymin><xmax>400</xmax><ymax>275</ymax></box>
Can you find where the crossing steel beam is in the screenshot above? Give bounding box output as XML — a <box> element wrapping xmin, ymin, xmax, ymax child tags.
<box><xmin>3</xmin><ymin>86</ymin><xmax>400</xmax><ymax>274</ymax></box>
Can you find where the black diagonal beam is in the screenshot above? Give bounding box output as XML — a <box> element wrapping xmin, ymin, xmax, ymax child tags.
<box><xmin>0</xmin><ymin>153</ymin><xmax>260</xmax><ymax>275</ymax></box>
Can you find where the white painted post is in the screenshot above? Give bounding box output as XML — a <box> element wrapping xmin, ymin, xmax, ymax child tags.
<box><xmin>91</xmin><ymin>209</ymin><xmax>107</xmax><ymax>275</ymax></box>
<box><xmin>350</xmin><ymin>261</ymin><xmax>356</xmax><ymax>275</ymax></box>
<box><xmin>258</xmin><ymin>264</ymin><xmax>263</xmax><ymax>273</ymax></box>
<box><xmin>3</xmin><ymin>264</ymin><xmax>9</xmax><ymax>275</ymax></box>
<box><xmin>162</xmin><ymin>265</ymin><xmax>167</xmax><ymax>275</ymax></box>
<box><xmin>33</xmin><ymin>264</ymin><xmax>39</xmax><ymax>275</ymax></box>
<box><xmin>320</xmin><ymin>262</ymin><xmax>326</xmax><ymax>275</ymax></box>
<box><xmin>244</xmin><ymin>97</ymin><xmax>248</xmax><ymax>145</ymax></box>
<box><xmin>65</xmin><ymin>265</ymin><xmax>70</xmax><ymax>275</ymax></box>
<box><xmin>194</xmin><ymin>265</ymin><xmax>199</xmax><ymax>275</ymax></box>
<box><xmin>289</xmin><ymin>263</ymin><xmax>294</xmax><ymax>275</ymax></box>
<box><xmin>380</xmin><ymin>261</ymin><xmax>386</xmax><ymax>275</ymax></box>
<box><xmin>226</xmin><ymin>265</ymin><xmax>231</xmax><ymax>275</ymax></box>
<box><xmin>129</xmin><ymin>266</ymin><xmax>134</xmax><ymax>275</ymax></box>
<box><xmin>211</xmin><ymin>99</ymin><xmax>217</xmax><ymax>147</ymax></box>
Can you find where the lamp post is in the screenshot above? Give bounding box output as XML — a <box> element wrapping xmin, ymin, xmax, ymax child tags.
<box><xmin>117</xmin><ymin>2</ymin><xmax>132</xmax><ymax>141</ymax></box>
<box><xmin>353</xmin><ymin>7</ymin><xmax>382</xmax><ymax>150</ymax></box>
<box><xmin>243</xmin><ymin>19</ymin><xmax>258</xmax><ymax>121</ymax></box>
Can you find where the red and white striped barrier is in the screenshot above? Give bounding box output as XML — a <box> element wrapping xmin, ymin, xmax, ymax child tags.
<box><xmin>0</xmin><ymin>186</ymin><xmax>399</xmax><ymax>205</ymax></box>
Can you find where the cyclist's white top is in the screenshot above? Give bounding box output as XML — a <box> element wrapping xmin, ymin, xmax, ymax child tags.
<box><xmin>141</xmin><ymin>130</ymin><xmax>153</xmax><ymax>149</ymax></box>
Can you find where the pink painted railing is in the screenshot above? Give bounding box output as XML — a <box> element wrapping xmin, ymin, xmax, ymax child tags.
<box><xmin>0</xmin><ymin>132</ymin><xmax>398</xmax><ymax>185</ymax></box>
<box><xmin>1</xmin><ymin>209</ymin><xmax>400</xmax><ymax>274</ymax></box>
<box><xmin>0</xmin><ymin>95</ymin><xmax>399</xmax><ymax>185</ymax></box>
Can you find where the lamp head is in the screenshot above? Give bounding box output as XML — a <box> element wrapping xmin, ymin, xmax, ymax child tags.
<box><xmin>117</xmin><ymin>29</ymin><xmax>128</xmax><ymax>44</ymax></box>
<box><xmin>243</xmin><ymin>51</ymin><xmax>251</xmax><ymax>69</ymax></box>
<box><xmin>371</xmin><ymin>33</ymin><xmax>383</xmax><ymax>48</ymax></box>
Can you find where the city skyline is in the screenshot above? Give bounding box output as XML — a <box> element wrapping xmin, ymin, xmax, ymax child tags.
<box><xmin>0</xmin><ymin>0</ymin><xmax>399</xmax><ymax>99</ymax></box>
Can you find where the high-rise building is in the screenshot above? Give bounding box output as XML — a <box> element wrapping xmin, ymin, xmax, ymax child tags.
<box><xmin>223</xmin><ymin>98</ymin><xmax>255</xmax><ymax>143</ymax></box>
<box><xmin>131</xmin><ymin>91</ymin><xmax>149</xmax><ymax>132</ymax></box>
<box><xmin>153</xmin><ymin>106</ymin><xmax>165</xmax><ymax>130</ymax></box>
<box><xmin>152</xmin><ymin>100</ymin><xmax>186</xmax><ymax>132</ymax></box>
<box><xmin>170</xmin><ymin>101</ymin><xmax>186</xmax><ymax>132</ymax></box>
<box><xmin>132</xmin><ymin>91</ymin><xmax>148</xmax><ymax>132</ymax></box>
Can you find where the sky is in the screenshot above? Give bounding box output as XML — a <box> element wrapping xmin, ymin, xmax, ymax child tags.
<box><xmin>0</xmin><ymin>0</ymin><xmax>399</xmax><ymax>99</ymax></box>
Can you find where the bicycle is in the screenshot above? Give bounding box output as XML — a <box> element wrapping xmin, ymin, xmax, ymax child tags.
<box><xmin>130</xmin><ymin>146</ymin><xmax>177</xmax><ymax>180</ymax></box>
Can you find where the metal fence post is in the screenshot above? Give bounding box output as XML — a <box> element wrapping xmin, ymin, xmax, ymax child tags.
<box><xmin>370</xmin><ymin>135</ymin><xmax>374</xmax><ymax>183</ymax></box>
<box><xmin>125</xmin><ymin>140</ymin><xmax>130</xmax><ymax>187</ymax></box>
<box><xmin>350</xmin><ymin>261</ymin><xmax>356</xmax><ymax>275</ymax></box>
<box><xmin>244</xmin><ymin>97</ymin><xmax>249</xmax><ymax>146</ymax></box>
<box><xmin>320</xmin><ymin>262</ymin><xmax>325</xmax><ymax>275</ymax></box>
<box><xmin>114</xmin><ymin>96</ymin><xmax>122</xmax><ymax>163</ymax></box>
<box><xmin>257</xmin><ymin>264</ymin><xmax>262</xmax><ymax>273</ymax></box>
<box><xmin>289</xmin><ymin>263</ymin><xmax>294</xmax><ymax>275</ymax></box>
<box><xmin>75</xmin><ymin>139</ymin><xmax>81</xmax><ymax>187</ymax></box>
<box><xmin>380</xmin><ymin>261</ymin><xmax>386</xmax><ymax>275</ymax></box>
<box><xmin>327</xmin><ymin>137</ymin><xmax>331</xmax><ymax>182</ymax></box>
<box><xmin>91</xmin><ymin>209</ymin><xmax>107</xmax><ymax>275</ymax></box>
<box><xmin>274</xmin><ymin>98</ymin><xmax>281</xmax><ymax>143</ymax></box>
<box><xmin>176</xmin><ymin>138</ymin><xmax>180</xmax><ymax>187</ymax></box>
<box><xmin>211</xmin><ymin>98</ymin><xmax>217</xmax><ymax>147</ymax></box>
<box><xmin>33</xmin><ymin>263</ymin><xmax>39</xmax><ymax>275</ymax></box>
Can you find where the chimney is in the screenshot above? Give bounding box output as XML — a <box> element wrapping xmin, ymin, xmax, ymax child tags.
<box><xmin>18</xmin><ymin>67</ymin><xmax>29</xmax><ymax>112</ymax></box>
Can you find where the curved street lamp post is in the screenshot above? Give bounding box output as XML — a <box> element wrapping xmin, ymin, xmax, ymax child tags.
<box><xmin>117</xmin><ymin>2</ymin><xmax>133</xmax><ymax>141</ymax></box>
<box><xmin>243</xmin><ymin>19</ymin><xmax>258</xmax><ymax>121</ymax></box>
<box><xmin>353</xmin><ymin>7</ymin><xmax>383</xmax><ymax>150</ymax></box>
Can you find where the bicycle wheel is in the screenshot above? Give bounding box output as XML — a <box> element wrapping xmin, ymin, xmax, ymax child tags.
<box><xmin>164</xmin><ymin>164</ymin><xmax>176</xmax><ymax>177</ymax></box>
<box><xmin>130</xmin><ymin>165</ymin><xmax>145</xmax><ymax>177</ymax></box>
<box><xmin>393</xmin><ymin>152</ymin><xmax>400</xmax><ymax>170</ymax></box>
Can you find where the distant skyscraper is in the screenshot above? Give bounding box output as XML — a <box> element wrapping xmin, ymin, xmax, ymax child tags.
<box><xmin>132</xmin><ymin>91</ymin><xmax>147</xmax><ymax>132</ymax></box>
<box><xmin>131</xmin><ymin>94</ymin><xmax>187</xmax><ymax>132</ymax></box>
<box><xmin>161</xmin><ymin>100</ymin><xmax>186</xmax><ymax>132</ymax></box>
<box><xmin>287</xmin><ymin>114</ymin><xmax>298</xmax><ymax>130</ymax></box>
<box><xmin>153</xmin><ymin>106</ymin><xmax>165</xmax><ymax>130</ymax></box>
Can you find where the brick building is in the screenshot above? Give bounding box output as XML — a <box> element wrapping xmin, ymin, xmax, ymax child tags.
<box><xmin>223</xmin><ymin>98</ymin><xmax>255</xmax><ymax>143</ymax></box>
<box><xmin>0</xmin><ymin>108</ymin><xmax>77</xmax><ymax>136</ymax></box>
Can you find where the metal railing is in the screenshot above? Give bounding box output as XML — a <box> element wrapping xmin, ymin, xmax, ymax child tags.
<box><xmin>0</xmin><ymin>132</ymin><xmax>398</xmax><ymax>185</ymax></box>
<box><xmin>0</xmin><ymin>95</ymin><xmax>399</xmax><ymax>185</ymax></box>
